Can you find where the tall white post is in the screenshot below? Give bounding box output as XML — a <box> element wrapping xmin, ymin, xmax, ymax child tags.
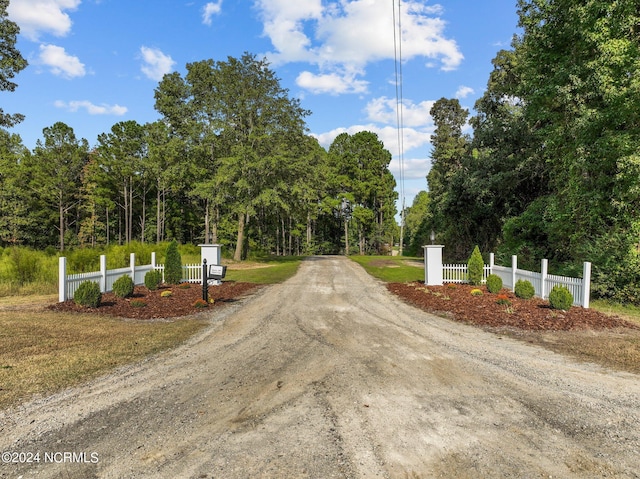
<box><xmin>58</xmin><ymin>256</ymin><xmax>67</xmax><ymax>303</ymax></box>
<box><xmin>540</xmin><ymin>258</ymin><xmax>548</xmax><ymax>299</ymax></box>
<box><xmin>423</xmin><ymin>245</ymin><xmax>444</xmax><ymax>286</ymax></box>
<box><xmin>511</xmin><ymin>255</ymin><xmax>518</xmax><ymax>292</ymax></box>
<box><xmin>100</xmin><ymin>255</ymin><xmax>107</xmax><ymax>292</ymax></box>
<box><xmin>130</xmin><ymin>253</ymin><xmax>136</xmax><ymax>281</ymax></box>
<box><xmin>582</xmin><ymin>262</ymin><xmax>591</xmax><ymax>308</ymax></box>
<box><xmin>489</xmin><ymin>253</ymin><xmax>495</xmax><ymax>274</ymax></box>
<box><xmin>151</xmin><ymin>252</ymin><xmax>156</xmax><ymax>268</ymax></box>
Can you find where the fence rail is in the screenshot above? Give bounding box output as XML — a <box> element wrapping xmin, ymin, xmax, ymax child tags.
<box><xmin>59</xmin><ymin>253</ymin><xmax>205</xmax><ymax>302</ymax></box>
<box><xmin>437</xmin><ymin>253</ymin><xmax>590</xmax><ymax>308</ymax></box>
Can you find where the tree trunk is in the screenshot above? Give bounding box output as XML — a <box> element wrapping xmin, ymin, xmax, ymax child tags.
<box><xmin>156</xmin><ymin>181</ymin><xmax>162</xmax><ymax>243</ymax></box>
<box><xmin>59</xmin><ymin>198</ymin><xmax>65</xmax><ymax>251</ymax></box>
<box><xmin>234</xmin><ymin>212</ymin><xmax>245</xmax><ymax>261</ymax></box>
<box><xmin>344</xmin><ymin>217</ymin><xmax>349</xmax><ymax>256</ymax></box>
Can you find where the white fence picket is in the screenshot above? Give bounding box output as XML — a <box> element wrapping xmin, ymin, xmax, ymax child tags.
<box><xmin>440</xmin><ymin>255</ymin><xmax>591</xmax><ymax>308</ymax></box>
<box><xmin>59</xmin><ymin>253</ymin><xmax>205</xmax><ymax>302</ymax></box>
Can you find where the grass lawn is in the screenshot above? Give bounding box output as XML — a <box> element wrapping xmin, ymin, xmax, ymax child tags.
<box><xmin>224</xmin><ymin>256</ymin><xmax>303</xmax><ymax>284</ymax></box>
<box><xmin>0</xmin><ymin>309</ymin><xmax>207</xmax><ymax>409</ymax></box>
<box><xmin>349</xmin><ymin>255</ymin><xmax>424</xmax><ymax>283</ymax></box>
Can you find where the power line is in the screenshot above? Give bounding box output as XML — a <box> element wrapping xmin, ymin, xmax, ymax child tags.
<box><xmin>392</xmin><ymin>0</ymin><xmax>406</xmax><ymax>255</ymax></box>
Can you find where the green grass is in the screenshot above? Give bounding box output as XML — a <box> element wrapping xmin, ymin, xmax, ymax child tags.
<box><xmin>591</xmin><ymin>299</ymin><xmax>640</xmax><ymax>327</ymax></box>
<box><xmin>350</xmin><ymin>255</ymin><xmax>424</xmax><ymax>283</ymax></box>
<box><xmin>224</xmin><ymin>256</ymin><xmax>303</xmax><ymax>284</ymax></box>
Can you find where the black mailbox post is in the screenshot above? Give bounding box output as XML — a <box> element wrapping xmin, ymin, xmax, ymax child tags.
<box><xmin>202</xmin><ymin>259</ymin><xmax>227</xmax><ymax>302</ymax></box>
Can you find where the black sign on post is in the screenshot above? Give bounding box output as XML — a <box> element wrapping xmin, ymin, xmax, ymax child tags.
<box><xmin>202</xmin><ymin>259</ymin><xmax>227</xmax><ymax>303</ymax></box>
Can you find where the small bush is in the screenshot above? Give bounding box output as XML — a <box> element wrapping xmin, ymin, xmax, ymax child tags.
<box><xmin>144</xmin><ymin>270</ymin><xmax>162</xmax><ymax>290</ymax></box>
<box><xmin>496</xmin><ymin>294</ymin><xmax>511</xmax><ymax>306</ymax></box>
<box><xmin>130</xmin><ymin>300</ymin><xmax>146</xmax><ymax>308</ymax></box>
<box><xmin>112</xmin><ymin>275</ymin><xmax>134</xmax><ymax>298</ymax></box>
<box><xmin>467</xmin><ymin>246</ymin><xmax>484</xmax><ymax>286</ymax></box>
<box><xmin>74</xmin><ymin>281</ymin><xmax>102</xmax><ymax>308</ymax></box>
<box><xmin>486</xmin><ymin>274</ymin><xmax>503</xmax><ymax>294</ymax></box>
<box><xmin>160</xmin><ymin>290</ymin><xmax>172</xmax><ymax>298</ymax></box>
<box><xmin>549</xmin><ymin>285</ymin><xmax>573</xmax><ymax>310</ymax></box>
<box><xmin>514</xmin><ymin>279</ymin><xmax>535</xmax><ymax>299</ymax></box>
<box><xmin>192</xmin><ymin>298</ymin><xmax>208</xmax><ymax>308</ymax></box>
<box><xmin>471</xmin><ymin>288</ymin><xmax>483</xmax><ymax>296</ymax></box>
<box><xmin>164</xmin><ymin>240</ymin><xmax>182</xmax><ymax>285</ymax></box>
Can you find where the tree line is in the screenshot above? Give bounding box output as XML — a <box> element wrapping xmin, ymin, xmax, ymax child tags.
<box><xmin>403</xmin><ymin>0</ymin><xmax>640</xmax><ymax>303</ymax></box>
<box><xmin>0</xmin><ymin>51</ymin><xmax>398</xmax><ymax>259</ymax></box>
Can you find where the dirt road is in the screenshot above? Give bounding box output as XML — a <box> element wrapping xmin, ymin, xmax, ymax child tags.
<box><xmin>1</xmin><ymin>256</ymin><xmax>639</xmax><ymax>478</ymax></box>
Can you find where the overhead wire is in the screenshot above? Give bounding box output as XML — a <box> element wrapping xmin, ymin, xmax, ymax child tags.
<box><xmin>392</xmin><ymin>0</ymin><xmax>406</xmax><ymax>254</ymax></box>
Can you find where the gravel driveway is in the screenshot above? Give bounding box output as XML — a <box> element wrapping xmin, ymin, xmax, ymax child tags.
<box><xmin>1</xmin><ymin>256</ymin><xmax>639</xmax><ymax>478</ymax></box>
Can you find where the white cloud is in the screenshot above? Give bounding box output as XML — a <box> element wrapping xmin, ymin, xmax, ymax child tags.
<box><xmin>455</xmin><ymin>85</ymin><xmax>475</xmax><ymax>99</ymax></box>
<box><xmin>296</xmin><ymin>70</ymin><xmax>368</xmax><ymax>95</ymax></box>
<box><xmin>54</xmin><ymin>100</ymin><xmax>128</xmax><ymax>116</ymax></box>
<box><xmin>202</xmin><ymin>1</ymin><xmax>223</xmax><ymax>25</ymax></box>
<box><xmin>39</xmin><ymin>44</ymin><xmax>85</xmax><ymax>78</ymax></box>
<box><xmin>312</xmin><ymin>123</ymin><xmax>432</xmax><ymax>154</ymax></box>
<box><xmin>139</xmin><ymin>46</ymin><xmax>175</xmax><ymax>81</ymax></box>
<box><xmin>365</xmin><ymin>97</ymin><xmax>435</xmax><ymax>128</ymax></box>
<box><xmin>258</xmin><ymin>0</ymin><xmax>463</xmax><ymax>94</ymax></box>
<box><xmin>7</xmin><ymin>0</ymin><xmax>81</xmax><ymax>41</ymax></box>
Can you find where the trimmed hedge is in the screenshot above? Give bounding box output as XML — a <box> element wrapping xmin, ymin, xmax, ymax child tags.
<box><xmin>549</xmin><ymin>285</ymin><xmax>573</xmax><ymax>310</ymax></box>
<box><xmin>74</xmin><ymin>281</ymin><xmax>102</xmax><ymax>308</ymax></box>
<box><xmin>112</xmin><ymin>275</ymin><xmax>134</xmax><ymax>298</ymax></box>
<box><xmin>145</xmin><ymin>269</ymin><xmax>162</xmax><ymax>290</ymax></box>
<box><xmin>514</xmin><ymin>279</ymin><xmax>535</xmax><ymax>299</ymax></box>
<box><xmin>486</xmin><ymin>274</ymin><xmax>503</xmax><ymax>293</ymax></box>
<box><xmin>467</xmin><ymin>245</ymin><xmax>484</xmax><ymax>286</ymax></box>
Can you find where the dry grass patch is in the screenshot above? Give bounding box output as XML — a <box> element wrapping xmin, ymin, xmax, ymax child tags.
<box><xmin>497</xmin><ymin>328</ymin><xmax>640</xmax><ymax>375</ymax></box>
<box><xmin>0</xmin><ymin>310</ymin><xmax>207</xmax><ymax>409</ymax></box>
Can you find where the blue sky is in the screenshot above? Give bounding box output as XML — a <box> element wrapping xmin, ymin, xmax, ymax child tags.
<box><xmin>5</xmin><ymin>0</ymin><xmax>520</xmax><ymax>211</ymax></box>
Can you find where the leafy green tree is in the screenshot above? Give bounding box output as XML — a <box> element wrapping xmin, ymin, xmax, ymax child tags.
<box><xmin>426</xmin><ymin>98</ymin><xmax>471</xmax><ymax>258</ymax></box>
<box><xmin>0</xmin><ymin>0</ymin><xmax>28</xmax><ymax>127</ymax></box>
<box><xmin>155</xmin><ymin>53</ymin><xmax>310</xmax><ymax>260</ymax></box>
<box><xmin>94</xmin><ymin>121</ymin><xmax>148</xmax><ymax>244</ymax></box>
<box><xmin>0</xmin><ymin>130</ymin><xmax>32</xmax><ymax>245</ymax></box>
<box><xmin>513</xmin><ymin>0</ymin><xmax>640</xmax><ymax>300</ymax></box>
<box><xmin>403</xmin><ymin>191</ymin><xmax>432</xmax><ymax>256</ymax></box>
<box><xmin>30</xmin><ymin>122</ymin><xmax>89</xmax><ymax>250</ymax></box>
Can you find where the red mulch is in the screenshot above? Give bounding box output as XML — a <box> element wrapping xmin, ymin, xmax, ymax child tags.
<box><xmin>49</xmin><ymin>282</ymin><xmax>261</xmax><ymax>320</ymax></box>
<box><xmin>387</xmin><ymin>282</ymin><xmax>638</xmax><ymax>331</ymax></box>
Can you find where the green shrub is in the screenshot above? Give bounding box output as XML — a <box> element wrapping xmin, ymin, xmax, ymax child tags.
<box><xmin>164</xmin><ymin>240</ymin><xmax>182</xmax><ymax>285</ymax></box>
<box><xmin>74</xmin><ymin>281</ymin><xmax>102</xmax><ymax>308</ymax></box>
<box><xmin>514</xmin><ymin>279</ymin><xmax>535</xmax><ymax>299</ymax></box>
<box><xmin>144</xmin><ymin>269</ymin><xmax>162</xmax><ymax>290</ymax></box>
<box><xmin>549</xmin><ymin>285</ymin><xmax>573</xmax><ymax>310</ymax></box>
<box><xmin>486</xmin><ymin>274</ymin><xmax>503</xmax><ymax>293</ymax></box>
<box><xmin>112</xmin><ymin>275</ymin><xmax>134</xmax><ymax>298</ymax></box>
<box><xmin>467</xmin><ymin>245</ymin><xmax>484</xmax><ymax>286</ymax></box>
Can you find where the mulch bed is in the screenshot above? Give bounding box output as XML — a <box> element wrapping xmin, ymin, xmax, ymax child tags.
<box><xmin>387</xmin><ymin>282</ymin><xmax>638</xmax><ymax>331</ymax></box>
<box><xmin>49</xmin><ymin>282</ymin><xmax>261</xmax><ymax>320</ymax></box>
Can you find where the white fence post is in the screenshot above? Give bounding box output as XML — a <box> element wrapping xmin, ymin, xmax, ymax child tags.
<box><xmin>489</xmin><ymin>253</ymin><xmax>494</xmax><ymax>274</ymax></box>
<box><xmin>583</xmin><ymin>262</ymin><xmax>591</xmax><ymax>308</ymax></box>
<box><xmin>130</xmin><ymin>253</ymin><xmax>136</xmax><ymax>279</ymax></box>
<box><xmin>100</xmin><ymin>255</ymin><xmax>107</xmax><ymax>292</ymax></box>
<box><xmin>151</xmin><ymin>252</ymin><xmax>156</xmax><ymax>269</ymax></box>
<box><xmin>540</xmin><ymin>259</ymin><xmax>548</xmax><ymax>299</ymax></box>
<box><xmin>423</xmin><ymin>245</ymin><xmax>444</xmax><ymax>286</ymax></box>
<box><xmin>58</xmin><ymin>257</ymin><xmax>67</xmax><ymax>303</ymax></box>
<box><xmin>511</xmin><ymin>255</ymin><xmax>517</xmax><ymax>292</ymax></box>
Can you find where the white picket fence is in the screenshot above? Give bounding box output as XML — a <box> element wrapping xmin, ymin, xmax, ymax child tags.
<box><xmin>441</xmin><ymin>253</ymin><xmax>591</xmax><ymax>308</ymax></box>
<box><xmin>58</xmin><ymin>252</ymin><xmax>204</xmax><ymax>302</ymax></box>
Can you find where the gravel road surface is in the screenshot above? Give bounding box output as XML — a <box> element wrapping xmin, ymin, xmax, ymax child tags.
<box><xmin>1</xmin><ymin>256</ymin><xmax>639</xmax><ymax>478</ymax></box>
